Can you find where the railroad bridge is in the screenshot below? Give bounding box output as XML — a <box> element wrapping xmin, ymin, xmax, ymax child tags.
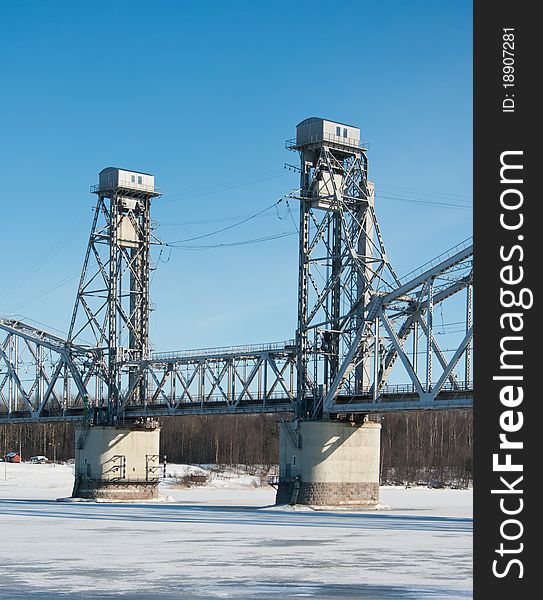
<box><xmin>0</xmin><ymin>117</ymin><xmax>473</xmax><ymax>506</ymax></box>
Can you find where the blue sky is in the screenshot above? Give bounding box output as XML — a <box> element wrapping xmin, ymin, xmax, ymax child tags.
<box><xmin>0</xmin><ymin>0</ymin><xmax>472</xmax><ymax>351</ymax></box>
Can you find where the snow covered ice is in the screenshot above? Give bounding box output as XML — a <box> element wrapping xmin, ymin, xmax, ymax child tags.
<box><xmin>0</xmin><ymin>463</ymin><xmax>472</xmax><ymax>599</ymax></box>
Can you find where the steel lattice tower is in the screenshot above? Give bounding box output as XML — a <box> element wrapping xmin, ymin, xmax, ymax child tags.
<box><xmin>288</xmin><ymin>118</ymin><xmax>399</xmax><ymax>419</ymax></box>
<box><xmin>68</xmin><ymin>168</ymin><xmax>160</xmax><ymax>424</ymax></box>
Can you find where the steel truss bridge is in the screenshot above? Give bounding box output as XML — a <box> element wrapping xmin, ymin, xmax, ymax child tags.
<box><xmin>0</xmin><ymin>120</ymin><xmax>473</xmax><ymax>424</ymax></box>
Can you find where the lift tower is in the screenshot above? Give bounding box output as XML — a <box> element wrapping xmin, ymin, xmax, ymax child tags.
<box><xmin>288</xmin><ymin>118</ymin><xmax>398</xmax><ymax>420</ymax></box>
<box><xmin>277</xmin><ymin>118</ymin><xmax>399</xmax><ymax>508</ymax></box>
<box><xmin>68</xmin><ymin>168</ymin><xmax>160</xmax><ymax>424</ymax></box>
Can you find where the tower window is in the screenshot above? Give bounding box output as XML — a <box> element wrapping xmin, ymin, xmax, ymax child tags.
<box><xmin>336</xmin><ymin>126</ymin><xmax>341</xmax><ymax>136</ymax></box>
<box><xmin>138</xmin><ymin>176</ymin><xmax>142</xmax><ymax>184</ymax></box>
<box><xmin>343</xmin><ymin>128</ymin><xmax>348</xmax><ymax>138</ymax></box>
<box><xmin>131</xmin><ymin>175</ymin><xmax>136</xmax><ymax>183</ymax></box>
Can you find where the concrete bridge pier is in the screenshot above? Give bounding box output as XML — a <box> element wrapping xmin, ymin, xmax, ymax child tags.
<box><xmin>276</xmin><ymin>418</ymin><xmax>381</xmax><ymax>509</ymax></box>
<box><xmin>72</xmin><ymin>421</ymin><xmax>161</xmax><ymax>501</ymax></box>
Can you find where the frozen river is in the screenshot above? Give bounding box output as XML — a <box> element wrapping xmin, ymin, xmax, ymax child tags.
<box><xmin>0</xmin><ymin>463</ymin><xmax>472</xmax><ymax>599</ymax></box>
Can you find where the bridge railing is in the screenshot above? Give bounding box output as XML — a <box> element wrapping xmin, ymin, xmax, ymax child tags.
<box><xmin>396</xmin><ymin>237</ymin><xmax>473</xmax><ymax>287</ymax></box>
<box><xmin>144</xmin><ymin>389</ymin><xmax>295</xmax><ymax>406</ymax></box>
<box><xmin>285</xmin><ymin>134</ymin><xmax>370</xmax><ymax>151</ymax></box>
<box><xmin>151</xmin><ymin>339</ymin><xmax>296</xmax><ymax>361</ymax></box>
<box><xmin>351</xmin><ymin>381</ymin><xmax>473</xmax><ymax>397</ymax></box>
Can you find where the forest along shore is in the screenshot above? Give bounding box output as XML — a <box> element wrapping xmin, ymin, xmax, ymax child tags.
<box><xmin>0</xmin><ymin>410</ymin><xmax>472</xmax><ymax>487</ymax></box>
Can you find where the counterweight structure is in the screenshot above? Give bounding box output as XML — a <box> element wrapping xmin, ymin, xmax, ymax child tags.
<box><xmin>68</xmin><ymin>168</ymin><xmax>160</xmax><ymax>424</ymax></box>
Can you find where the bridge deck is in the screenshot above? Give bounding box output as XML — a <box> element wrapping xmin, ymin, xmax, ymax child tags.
<box><xmin>0</xmin><ymin>389</ymin><xmax>473</xmax><ymax>423</ymax></box>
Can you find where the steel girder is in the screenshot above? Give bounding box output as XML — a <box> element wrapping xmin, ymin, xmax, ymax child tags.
<box><xmin>0</xmin><ymin>330</ymin><xmax>297</xmax><ymax>422</ymax></box>
<box><xmin>0</xmin><ymin>235</ymin><xmax>473</xmax><ymax>424</ymax></box>
<box><xmin>138</xmin><ymin>347</ymin><xmax>297</xmax><ymax>415</ymax></box>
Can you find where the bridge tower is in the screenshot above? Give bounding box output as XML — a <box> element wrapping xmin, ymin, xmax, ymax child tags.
<box><xmin>277</xmin><ymin>118</ymin><xmax>397</xmax><ymax>508</ymax></box>
<box><xmin>69</xmin><ymin>168</ymin><xmax>161</xmax><ymax>500</ymax></box>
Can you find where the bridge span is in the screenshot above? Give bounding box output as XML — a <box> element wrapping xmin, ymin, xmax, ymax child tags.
<box><xmin>0</xmin><ymin>235</ymin><xmax>472</xmax><ymax>424</ymax></box>
<box><xmin>0</xmin><ymin>333</ymin><xmax>472</xmax><ymax>423</ymax></box>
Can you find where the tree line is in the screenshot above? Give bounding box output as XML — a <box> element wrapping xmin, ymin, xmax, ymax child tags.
<box><xmin>0</xmin><ymin>410</ymin><xmax>472</xmax><ymax>486</ymax></box>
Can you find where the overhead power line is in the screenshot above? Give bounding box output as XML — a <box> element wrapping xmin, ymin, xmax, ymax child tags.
<box><xmin>163</xmin><ymin>199</ymin><xmax>284</xmax><ymax>246</ymax></box>
<box><xmin>0</xmin><ymin>215</ymin><xmax>89</xmax><ymax>303</ymax></box>
<box><xmin>4</xmin><ymin>272</ymin><xmax>80</xmax><ymax>313</ymax></box>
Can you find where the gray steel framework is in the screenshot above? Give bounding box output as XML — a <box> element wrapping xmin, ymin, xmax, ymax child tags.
<box><xmin>0</xmin><ymin>124</ymin><xmax>473</xmax><ymax>424</ymax></box>
<box><xmin>324</xmin><ymin>239</ymin><xmax>473</xmax><ymax>415</ymax></box>
<box><xmin>0</xmin><ymin>320</ymin><xmax>99</xmax><ymax>420</ymax></box>
<box><xmin>286</xmin><ymin>133</ymin><xmax>402</xmax><ymax>419</ymax></box>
